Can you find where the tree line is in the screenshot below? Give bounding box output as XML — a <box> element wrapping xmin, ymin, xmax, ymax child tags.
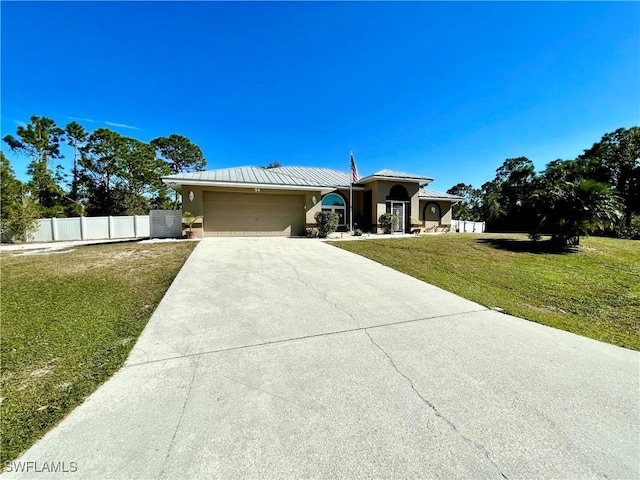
<box><xmin>2</xmin><ymin>115</ymin><xmax>206</xmax><ymax>239</ymax></box>
<box><xmin>447</xmin><ymin>127</ymin><xmax>640</xmax><ymax>245</ymax></box>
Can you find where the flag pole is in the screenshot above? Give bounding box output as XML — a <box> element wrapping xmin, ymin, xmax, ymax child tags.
<box><xmin>349</xmin><ymin>151</ymin><xmax>353</xmax><ymax>232</ymax></box>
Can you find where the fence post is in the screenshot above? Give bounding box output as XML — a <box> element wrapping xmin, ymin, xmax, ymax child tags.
<box><xmin>133</xmin><ymin>216</ymin><xmax>138</xmax><ymax>238</ymax></box>
<box><xmin>108</xmin><ymin>216</ymin><xmax>113</xmax><ymax>239</ymax></box>
<box><xmin>79</xmin><ymin>216</ymin><xmax>85</xmax><ymax>240</ymax></box>
<box><xmin>51</xmin><ymin>217</ymin><xmax>58</xmax><ymax>241</ymax></box>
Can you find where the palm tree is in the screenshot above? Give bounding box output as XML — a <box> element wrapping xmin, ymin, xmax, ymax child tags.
<box><xmin>531</xmin><ymin>178</ymin><xmax>622</xmax><ymax>246</ymax></box>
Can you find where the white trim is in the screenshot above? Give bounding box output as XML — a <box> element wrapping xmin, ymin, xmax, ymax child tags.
<box><xmin>390</xmin><ymin>201</ymin><xmax>406</xmax><ymax>233</ymax></box>
<box><xmin>162</xmin><ymin>178</ymin><xmax>334</xmax><ymax>193</ymax></box>
<box><xmin>419</xmin><ymin>196</ymin><xmax>461</xmax><ymax>201</ymax></box>
<box><xmin>358</xmin><ymin>175</ymin><xmax>433</xmax><ymax>186</ymax></box>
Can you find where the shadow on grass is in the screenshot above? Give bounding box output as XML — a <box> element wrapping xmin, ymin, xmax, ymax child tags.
<box><xmin>477</xmin><ymin>238</ymin><xmax>577</xmax><ymax>254</ymax></box>
<box><xmin>76</xmin><ymin>238</ymin><xmax>154</xmax><ymax>248</ymax></box>
<box><xmin>1</xmin><ymin>238</ymin><xmax>150</xmax><ymax>256</ymax></box>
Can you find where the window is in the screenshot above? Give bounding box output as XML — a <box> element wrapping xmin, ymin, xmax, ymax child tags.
<box><xmin>388</xmin><ymin>185</ymin><xmax>409</xmax><ymax>199</ymax></box>
<box><xmin>321</xmin><ymin>193</ymin><xmax>346</xmax><ymax>225</ymax></box>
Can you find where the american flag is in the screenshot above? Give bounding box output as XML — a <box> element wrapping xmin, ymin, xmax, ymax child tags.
<box><xmin>350</xmin><ymin>153</ymin><xmax>359</xmax><ymax>184</ymax></box>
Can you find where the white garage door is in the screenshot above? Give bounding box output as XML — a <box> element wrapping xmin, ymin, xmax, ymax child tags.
<box><xmin>204</xmin><ymin>192</ymin><xmax>305</xmax><ymax>236</ymax></box>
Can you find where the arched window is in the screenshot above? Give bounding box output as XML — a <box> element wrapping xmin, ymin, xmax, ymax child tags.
<box><xmin>322</xmin><ymin>193</ymin><xmax>346</xmax><ymax>225</ymax></box>
<box><xmin>424</xmin><ymin>202</ymin><xmax>441</xmax><ymax>223</ymax></box>
<box><xmin>388</xmin><ymin>185</ymin><xmax>409</xmax><ymax>200</ymax></box>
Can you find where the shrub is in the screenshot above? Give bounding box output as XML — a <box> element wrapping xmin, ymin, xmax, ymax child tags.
<box><xmin>353</xmin><ymin>229</ymin><xmax>363</xmax><ymax>236</ymax></box>
<box><xmin>528</xmin><ymin>232</ymin><xmax>542</xmax><ymax>242</ymax></box>
<box><xmin>529</xmin><ymin>178</ymin><xmax>622</xmax><ymax>246</ymax></box>
<box><xmin>379</xmin><ymin>213</ymin><xmax>399</xmax><ymax>234</ymax></box>
<box><xmin>1</xmin><ymin>192</ymin><xmax>40</xmax><ymax>243</ymax></box>
<box><xmin>615</xmin><ymin>215</ymin><xmax>640</xmax><ymax>240</ymax></box>
<box><xmin>305</xmin><ymin>227</ymin><xmax>319</xmax><ymax>238</ymax></box>
<box><xmin>314</xmin><ymin>211</ymin><xmax>339</xmax><ymax>238</ymax></box>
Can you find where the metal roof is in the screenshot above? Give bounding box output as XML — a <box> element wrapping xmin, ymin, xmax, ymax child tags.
<box><xmin>163</xmin><ymin>166</ymin><xmax>436</xmax><ymax>189</ymax></box>
<box><xmin>374</xmin><ymin>169</ymin><xmax>429</xmax><ymax>179</ymax></box>
<box><xmin>419</xmin><ymin>188</ymin><xmax>463</xmax><ymax>201</ymax></box>
<box><xmin>357</xmin><ymin>169</ymin><xmax>433</xmax><ymax>185</ymax></box>
<box><xmin>272</xmin><ymin>167</ymin><xmax>351</xmax><ymax>187</ymax></box>
<box><xmin>162</xmin><ymin>166</ymin><xmax>350</xmax><ymax>188</ymax></box>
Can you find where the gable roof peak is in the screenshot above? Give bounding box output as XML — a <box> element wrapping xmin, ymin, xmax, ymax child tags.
<box><xmin>357</xmin><ymin>169</ymin><xmax>433</xmax><ymax>186</ymax></box>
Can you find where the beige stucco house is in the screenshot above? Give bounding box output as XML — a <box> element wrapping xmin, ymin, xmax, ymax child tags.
<box><xmin>162</xmin><ymin>166</ymin><xmax>461</xmax><ymax>237</ymax></box>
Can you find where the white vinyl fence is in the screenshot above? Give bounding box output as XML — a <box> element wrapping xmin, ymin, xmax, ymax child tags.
<box><xmin>451</xmin><ymin>219</ymin><xmax>486</xmax><ymax>233</ymax></box>
<box><xmin>29</xmin><ymin>215</ymin><xmax>150</xmax><ymax>243</ymax></box>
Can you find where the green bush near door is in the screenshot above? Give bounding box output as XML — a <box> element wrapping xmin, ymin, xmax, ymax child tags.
<box><xmin>379</xmin><ymin>213</ymin><xmax>399</xmax><ymax>234</ymax></box>
<box><xmin>314</xmin><ymin>211</ymin><xmax>339</xmax><ymax>238</ymax></box>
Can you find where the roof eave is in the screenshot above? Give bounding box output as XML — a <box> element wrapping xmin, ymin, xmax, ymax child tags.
<box><xmin>357</xmin><ymin>175</ymin><xmax>433</xmax><ymax>186</ymax></box>
<box><xmin>162</xmin><ymin>177</ymin><xmax>338</xmax><ymax>193</ymax></box>
<box><xmin>419</xmin><ymin>196</ymin><xmax>462</xmax><ymax>202</ymax></box>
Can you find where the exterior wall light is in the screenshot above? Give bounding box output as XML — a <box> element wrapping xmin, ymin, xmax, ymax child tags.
<box><xmin>188</xmin><ymin>191</ymin><xmax>194</xmax><ymax>202</ymax></box>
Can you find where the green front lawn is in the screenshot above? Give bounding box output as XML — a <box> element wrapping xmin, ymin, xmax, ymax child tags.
<box><xmin>0</xmin><ymin>241</ymin><xmax>197</xmax><ymax>464</ymax></box>
<box><xmin>330</xmin><ymin>234</ymin><xmax>639</xmax><ymax>350</ymax></box>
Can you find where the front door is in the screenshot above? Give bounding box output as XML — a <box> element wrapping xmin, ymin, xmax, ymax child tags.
<box><xmin>391</xmin><ymin>201</ymin><xmax>405</xmax><ymax>233</ymax></box>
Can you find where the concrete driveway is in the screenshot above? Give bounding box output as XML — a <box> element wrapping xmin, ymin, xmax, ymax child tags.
<box><xmin>4</xmin><ymin>238</ymin><xmax>638</xmax><ymax>479</ymax></box>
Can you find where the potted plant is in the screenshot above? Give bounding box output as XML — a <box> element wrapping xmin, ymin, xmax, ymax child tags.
<box><xmin>410</xmin><ymin>217</ymin><xmax>422</xmax><ymax>234</ymax></box>
<box><xmin>182</xmin><ymin>211</ymin><xmax>203</xmax><ymax>239</ymax></box>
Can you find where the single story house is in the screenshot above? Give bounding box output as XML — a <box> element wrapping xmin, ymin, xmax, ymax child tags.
<box><xmin>162</xmin><ymin>166</ymin><xmax>462</xmax><ymax>237</ymax></box>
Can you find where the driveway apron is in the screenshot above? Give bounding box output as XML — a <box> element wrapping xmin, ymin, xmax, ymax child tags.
<box><xmin>3</xmin><ymin>238</ymin><xmax>638</xmax><ymax>479</ymax></box>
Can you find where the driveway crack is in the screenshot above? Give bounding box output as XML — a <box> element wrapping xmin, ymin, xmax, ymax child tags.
<box><xmin>158</xmin><ymin>357</ymin><xmax>199</xmax><ymax>479</ymax></box>
<box><xmin>324</xmin><ymin>292</ymin><xmax>360</xmax><ymax>328</ymax></box>
<box><xmin>364</xmin><ymin>329</ymin><xmax>509</xmax><ymax>480</ymax></box>
<box><xmin>214</xmin><ymin>370</ymin><xmax>318</xmax><ymax>412</ymax></box>
<box><xmin>279</xmin><ymin>253</ymin><xmax>359</xmax><ymax>328</ymax></box>
<box><xmin>279</xmin><ymin>255</ymin><xmax>313</xmax><ymax>290</ymax></box>
<box><xmin>124</xmin><ymin>309</ymin><xmax>488</xmax><ymax>369</ymax></box>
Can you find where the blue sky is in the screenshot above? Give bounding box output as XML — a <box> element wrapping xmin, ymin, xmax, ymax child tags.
<box><xmin>2</xmin><ymin>1</ymin><xmax>638</xmax><ymax>192</ymax></box>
